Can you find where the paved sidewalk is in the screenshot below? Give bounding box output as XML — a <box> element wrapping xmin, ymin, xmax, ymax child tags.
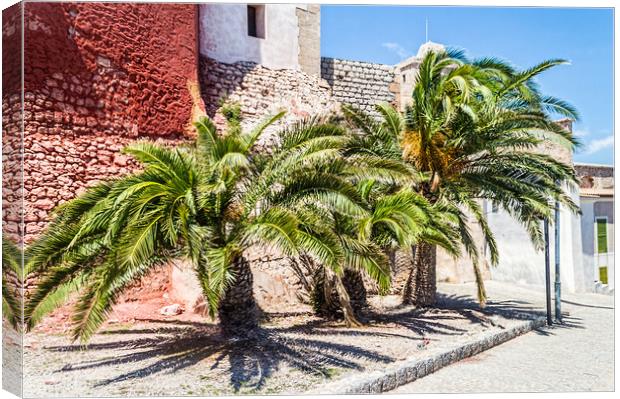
<box><xmin>391</xmin><ymin>282</ymin><xmax>614</xmax><ymax>393</ymax></box>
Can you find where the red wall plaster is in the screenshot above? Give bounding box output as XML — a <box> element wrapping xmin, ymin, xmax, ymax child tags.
<box><xmin>23</xmin><ymin>2</ymin><xmax>202</xmax><ymax>138</ymax></box>
<box><xmin>5</xmin><ymin>2</ymin><xmax>204</xmax><ymax>243</ymax></box>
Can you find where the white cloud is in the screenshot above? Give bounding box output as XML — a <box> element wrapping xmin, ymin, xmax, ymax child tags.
<box><xmin>572</xmin><ymin>129</ymin><xmax>590</xmax><ymax>138</ymax></box>
<box><xmin>581</xmin><ymin>135</ymin><xmax>614</xmax><ymax>155</ymax></box>
<box><xmin>382</xmin><ymin>42</ymin><xmax>410</xmax><ymax>59</ymax></box>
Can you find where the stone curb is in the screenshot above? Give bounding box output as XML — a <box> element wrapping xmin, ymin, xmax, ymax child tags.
<box><xmin>309</xmin><ymin>316</ymin><xmax>547</xmax><ymax>394</ymax></box>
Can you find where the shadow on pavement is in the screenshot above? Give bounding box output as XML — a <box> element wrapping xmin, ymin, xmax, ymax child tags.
<box><xmin>41</xmin><ymin>292</ymin><xmax>552</xmax><ymax>392</ymax></box>
<box><xmin>47</xmin><ymin>322</ymin><xmax>393</xmax><ymax>391</ymax></box>
<box><xmin>561</xmin><ymin>299</ymin><xmax>614</xmax><ymax>310</ymax></box>
<box><xmin>531</xmin><ymin>313</ymin><xmax>585</xmax><ymax>336</ymax></box>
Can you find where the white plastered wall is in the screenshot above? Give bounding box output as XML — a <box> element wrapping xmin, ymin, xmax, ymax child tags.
<box><xmin>199</xmin><ymin>4</ymin><xmax>301</xmax><ymax>70</ymax></box>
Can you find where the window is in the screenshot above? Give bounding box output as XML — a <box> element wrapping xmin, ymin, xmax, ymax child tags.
<box><xmin>599</xmin><ymin>266</ymin><xmax>608</xmax><ymax>284</ymax></box>
<box><xmin>402</xmin><ymin>74</ymin><xmax>406</xmax><ymax>82</ymax></box>
<box><xmin>596</xmin><ymin>217</ymin><xmax>608</xmax><ymax>254</ymax></box>
<box><xmin>247</xmin><ymin>5</ymin><xmax>265</xmax><ymax>38</ymax></box>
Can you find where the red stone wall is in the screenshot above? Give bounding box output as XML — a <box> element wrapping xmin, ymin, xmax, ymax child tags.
<box><xmin>11</xmin><ymin>2</ymin><xmax>203</xmax><ymax>242</ymax></box>
<box><xmin>2</xmin><ymin>3</ymin><xmax>24</xmax><ymax>244</ymax></box>
<box><xmin>2</xmin><ymin>6</ymin><xmax>25</xmax><ymax>391</ymax></box>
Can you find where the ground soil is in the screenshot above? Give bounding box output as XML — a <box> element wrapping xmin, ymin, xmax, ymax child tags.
<box><xmin>21</xmin><ymin>282</ymin><xmax>550</xmax><ymax>397</ymax></box>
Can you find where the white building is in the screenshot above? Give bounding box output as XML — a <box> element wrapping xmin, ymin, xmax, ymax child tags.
<box><xmin>576</xmin><ymin>163</ymin><xmax>614</xmax><ymax>294</ymax></box>
<box><xmin>482</xmin><ymin>120</ymin><xmax>603</xmax><ymax>295</ymax></box>
<box><xmin>485</xmin><ymin>183</ymin><xmax>586</xmax><ymax>294</ymax></box>
<box><xmin>199</xmin><ymin>3</ymin><xmax>321</xmax><ymax>74</ymax></box>
<box><xmin>485</xmin><ymin>159</ymin><xmax>615</xmax><ymax>295</ymax></box>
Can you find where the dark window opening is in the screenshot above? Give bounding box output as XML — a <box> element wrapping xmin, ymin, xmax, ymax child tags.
<box><xmin>248</xmin><ymin>6</ymin><xmax>257</xmax><ymax>37</ymax></box>
<box><xmin>247</xmin><ymin>5</ymin><xmax>265</xmax><ymax>38</ymax></box>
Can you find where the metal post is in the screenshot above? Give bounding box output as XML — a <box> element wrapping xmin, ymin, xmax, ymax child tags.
<box><xmin>554</xmin><ymin>200</ymin><xmax>562</xmax><ymax>322</ymax></box>
<box><xmin>544</xmin><ymin>218</ymin><xmax>553</xmax><ymax>326</ymax></box>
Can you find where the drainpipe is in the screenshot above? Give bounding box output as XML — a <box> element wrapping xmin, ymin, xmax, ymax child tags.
<box><xmin>544</xmin><ymin>217</ymin><xmax>553</xmax><ymax>326</ymax></box>
<box><xmin>554</xmin><ymin>199</ymin><xmax>562</xmax><ymax>322</ymax></box>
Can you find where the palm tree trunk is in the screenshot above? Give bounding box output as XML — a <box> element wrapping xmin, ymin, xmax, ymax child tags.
<box><xmin>309</xmin><ymin>263</ymin><xmax>365</xmax><ymax>324</ymax></box>
<box><xmin>384</xmin><ymin>247</ymin><xmax>396</xmax><ymax>271</ymax></box>
<box><xmin>217</xmin><ymin>256</ymin><xmax>259</xmax><ymax>335</ymax></box>
<box><xmin>472</xmin><ymin>259</ymin><xmax>488</xmax><ymax>308</ymax></box>
<box><xmin>402</xmin><ymin>242</ymin><xmax>437</xmax><ymax>306</ymax></box>
<box><xmin>342</xmin><ymin>269</ymin><xmax>367</xmax><ymax>310</ymax></box>
<box><xmin>298</xmin><ymin>253</ymin><xmax>339</xmax><ymax>317</ymax></box>
<box><xmin>310</xmin><ymin>266</ymin><xmax>340</xmax><ymax>317</ymax></box>
<box><xmin>324</xmin><ymin>267</ymin><xmax>363</xmax><ymax>327</ymax></box>
<box><xmin>384</xmin><ymin>247</ymin><xmax>397</xmax><ymax>293</ymax></box>
<box><xmin>402</xmin><ymin>245</ymin><xmax>419</xmax><ymax>304</ymax></box>
<box><xmin>413</xmin><ymin>242</ymin><xmax>437</xmax><ymax>306</ymax></box>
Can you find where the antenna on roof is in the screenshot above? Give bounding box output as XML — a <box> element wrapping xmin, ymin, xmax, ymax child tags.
<box><xmin>425</xmin><ymin>18</ymin><xmax>429</xmax><ymax>42</ymax></box>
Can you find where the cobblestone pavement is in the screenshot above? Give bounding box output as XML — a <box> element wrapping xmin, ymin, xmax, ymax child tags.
<box><xmin>391</xmin><ymin>281</ymin><xmax>614</xmax><ymax>393</ymax></box>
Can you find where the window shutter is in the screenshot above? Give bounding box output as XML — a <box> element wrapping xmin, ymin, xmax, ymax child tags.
<box><xmin>596</xmin><ymin>218</ymin><xmax>608</xmax><ymax>254</ymax></box>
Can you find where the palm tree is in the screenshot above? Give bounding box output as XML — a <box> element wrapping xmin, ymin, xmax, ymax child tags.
<box><xmin>2</xmin><ymin>236</ymin><xmax>23</xmax><ymax>330</ymax></box>
<box><xmin>287</xmin><ymin>104</ymin><xmax>465</xmax><ymax>322</ymax></box>
<box><xmin>306</xmin><ymin>182</ymin><xmax>461</xmax><ymax>321</ymax></box>
<box><xmin>296</xmin><ymin>104</ymin><xmax>461</xmax><ymax>315</ymax></box>
<box><xmin>304</xmin><ymin>105</ymin><xmax>408</xmax><ymax>318</ymax></box>
<box><xmin>404</xmin><ymin>52</ymin><xmax>579</xmax><ymax>306</ymax></box>
<box><xmin>344</xmin><ymin>50</ymin><xmax>579</xmax><ymax>307</ymax></box>
<box><xmin>277</xmin><ymin>111</ymin><xmax>438</xmax><ymax>324</ymax></box>
<box><xmin>24</xmin><ymin>105</ymin><xmax>416</xmax><ymax>341</ymax></box>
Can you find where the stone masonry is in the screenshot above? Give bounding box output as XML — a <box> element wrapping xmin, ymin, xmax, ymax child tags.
<box><xmin>5</xmin><ymin>3</ymin><xmax>404</xmax><ymax>246</ymax></box>
<box><xmin>321</xmin><ymin>57</ymin><xmax>397</xmax><ymax>117</ymax></box>
<box><xmin>2</xmin><ymin>4</ymin><xmax>22</xmax><ymax>246</ymax></box>
<box><xmin>199</xmin><ymin>56</ymin><xmax>339</xmax><ymax>151</ymax></box>
<box><xmin>575</xmin><ymin>164</ymin><xmax>614</xmax><ymax>190</ymax></box>
<box><xmin>3</xmin><ymin>2</ymin><xmax>203</xmax><ymax>244</ymax></box>
<box><xmin>4</xmin><ymin>3</ymin><xmax>408</xmax><ymax>313</ymax></box>
<box><xmin>3</xmin><ymin>4</ymin><xmax>533</xmax><ymax>313</ymax></box>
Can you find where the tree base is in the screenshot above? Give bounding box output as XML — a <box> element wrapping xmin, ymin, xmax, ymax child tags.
<box><xmin>311</xmin><ymin>268</ymin><xmax>367</xmax><ymax>320</ymax></box>
<box><xmin>402</xmin><ymin>243</ymin><xmax>437</xmax><ymax>307</ymax></box>
<box><xmin>217</xmin><ymin>256</ymin><xmax>260</xmax><ymax>337</ymax></box>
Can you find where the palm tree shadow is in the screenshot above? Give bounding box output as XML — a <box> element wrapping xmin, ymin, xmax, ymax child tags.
<box><xmin>358</xmin><ymin>293</ymin><xmax>550</xmax><ymax>336</ymax></box>
<box><xmin>435</xmin><ymin>293</ymin><xmax>553</xmax><ymax>322</ymax></box>
<box><xmin>434</xmin><ymin>293</ymin><xmax>585</xmax><ymax>336</ymax></box>
<box><xmin>531</xmin><ymin>314</ymin><xmax>584</xmax><ymax>336</ymax></box>
<box><xmin>43</xmin><ymin>293</ymin><xmax>571</xmax><ymax>392</ymax></box>
<box><xmin>361</xmin><ymin>306</ymin><xmax>471</xmax><ymax>336</ymax></box>
<box><xmin>47</xmin><ymin>322</ymin><xmax>394</xmax><ymax>392</ymax></box>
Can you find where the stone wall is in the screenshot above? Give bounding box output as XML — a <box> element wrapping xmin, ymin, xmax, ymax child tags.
<box><xmin>169</xmin><ymin>246</ymin><xmax>309</xmax><ymax>313</ymax></box>
<box><xmin>2</xmin><ymin>4</ymin><xmax>24</xmax><ymax>396</ymax></box>
<box><xmin>193</xmin><ymin>56</ymin><xmax>345</xmax><ymax>310</ymax></box>
<box><xmin>199</xmin><ymin>56</ymin><xmax>339</xmax><ymax>150</ymax></box>
<box><xmin>3</xmin><ymin>5</ymin><xmax>443</xmax><ymax>315</ymax></box>
<box><xmin>2</xmin><ymin>4</ymin><xmax>23</xmax><ymax>246</ymax></box>
<box><xmin>10</xmin><ymin>2</ymin><xmax>202</xmax><ymax>243</ymax></box>
<box><xmin>575</xmin><ymin>164</ymin><xmax>614</xmax><ymax>190</ymax></box>
<box><xmin>321</xmin><ymin>57</ymin><xmax>397</xmax><ymax>117</ymax></box>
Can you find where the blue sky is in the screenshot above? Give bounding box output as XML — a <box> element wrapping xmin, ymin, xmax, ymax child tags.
<box><xmin>321</xmin><ymin>6</ymin><xmax>614</xmax><ymax>165</ymax></box>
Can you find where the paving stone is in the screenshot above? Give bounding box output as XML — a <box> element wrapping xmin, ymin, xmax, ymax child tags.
<box><xmin>392</xmin><ymin>283</ymin><xmax>614</xmax><ymax>393</ymax></box>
